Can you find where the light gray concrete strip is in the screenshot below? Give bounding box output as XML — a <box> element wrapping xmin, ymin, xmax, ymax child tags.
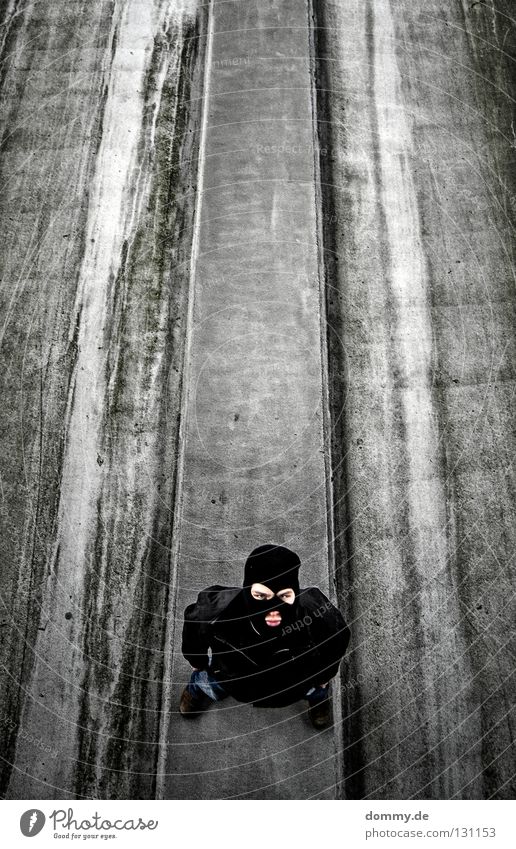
<box><xmin>159</xmin><ymin>0</ymin><xmax>336</xmax><ymax>799</ymax></box>
<box><xmin>315</xmin><ymin>0</ymin><xmax>516</xmax><ymax>799</ymax></box>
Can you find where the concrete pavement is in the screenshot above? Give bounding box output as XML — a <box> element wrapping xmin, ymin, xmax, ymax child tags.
<box><xmin>0</xmin><ymin>0</ymin><xmax>514</xmax><ymax>800</ymax></box>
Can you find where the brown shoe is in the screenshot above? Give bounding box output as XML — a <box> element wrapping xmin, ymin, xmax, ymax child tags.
<box><xmin>308</xmin><ymin>697</ymin><xmax>332</xmax><ymax>729</ymax></box>
<box><xmin>179</xmin><ymin>687</ymin><xmax>209</xmax><ymax>717</ymax></box>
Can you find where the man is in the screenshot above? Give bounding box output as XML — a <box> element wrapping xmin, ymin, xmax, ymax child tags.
<box><xmin>180</xmin><ymin>543</ymin><xmax>350</xmax><ymax>729</ymax></box>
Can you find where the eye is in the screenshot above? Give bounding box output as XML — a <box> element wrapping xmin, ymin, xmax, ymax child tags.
<box><xmin>253</xmin><ymin>592</ymin><xmax>266</xmax><ymax>600</ymax></box>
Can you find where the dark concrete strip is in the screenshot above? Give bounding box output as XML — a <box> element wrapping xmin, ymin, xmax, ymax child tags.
<box><xmin>1</xmin><ymin>0</ymin><xmax>207</xmax><ymax>798</ymax></box>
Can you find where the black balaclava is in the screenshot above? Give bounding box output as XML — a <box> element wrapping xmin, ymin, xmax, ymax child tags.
<box><xmin>242</xmin><ymin>544</ymin><xmax>301</xmax><ymax>638</ymax></box>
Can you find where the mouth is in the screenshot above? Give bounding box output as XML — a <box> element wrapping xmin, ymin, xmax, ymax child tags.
<box><xmin>265</xmin><ymin>611</ymin><xmax>282</xmax><ymax>627</ymax></box>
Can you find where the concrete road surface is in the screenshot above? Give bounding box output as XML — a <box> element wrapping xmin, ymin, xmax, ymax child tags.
<box><xmin>157</xmin><ymin>0</ymin><xmax>336</xmax><ymax>800</ymax></box>
<box><xmin>0</xmin><ymin>0</ymin><xmax>514</xmax><ymax>800</ymax></box>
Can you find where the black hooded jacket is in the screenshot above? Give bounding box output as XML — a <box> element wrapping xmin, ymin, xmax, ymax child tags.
<box><xmin>181</xmin><ymin>585</ymin><xmax>350</xmax><ymax>707</ymax></box>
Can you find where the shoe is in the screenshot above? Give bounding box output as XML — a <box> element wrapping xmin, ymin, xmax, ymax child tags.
<box><xmin>179</xmin><ymin>687</ymin><xmax>210</xmax><ymax>716</ymax></box>
<box><xmin>308</xmin><ymin>696</ymin><xmax>332</xmax><ymax>729</ymax></box>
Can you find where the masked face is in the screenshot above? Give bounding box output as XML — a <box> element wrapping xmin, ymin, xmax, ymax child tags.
<box><xmin>244</xmin><ymin>582</ymin><xmax>297</xmax><ymax>636</ymax></box>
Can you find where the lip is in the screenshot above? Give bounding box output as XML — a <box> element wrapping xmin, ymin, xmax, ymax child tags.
<box><xmin>265</xmin><ymin>612</ymin><xmax>282</xmax><ymax>627</ymax></box>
